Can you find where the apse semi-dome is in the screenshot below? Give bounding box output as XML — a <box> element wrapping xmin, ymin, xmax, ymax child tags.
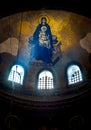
<box><xmin>0</xmin><ymin>9</ymin><xmax>91</xmax><ymax>103</ymax></box>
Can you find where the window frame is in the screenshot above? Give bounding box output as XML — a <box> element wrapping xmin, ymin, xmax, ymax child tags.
<box><xmin>36</xmin><ymin>68</ymin><xmax>56</xmax><ymax>90</ymax></box>
<box><xmin>65</xmin><ymin>62</ymin><xmax>85</xmax><ymax>87</ymax></box>
<box><xmin>7</xmin><ymin>62</ymin><xmax>27</xmax><ymax>86</ymax></box>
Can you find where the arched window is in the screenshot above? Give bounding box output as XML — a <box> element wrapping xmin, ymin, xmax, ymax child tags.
<box><xmin>38</xmin><ymin>70</ymin><xmax>54</xmax><ymax>89</ymax></box>
<box><xmin>67</xmin><ymin>64</ymin><xmax>83</xmax><ymax>85</ymax></box>
<box><xmin>8</xmin><ymin>65</ymin><xmax>24</xmax><ymax>85</ymax></box>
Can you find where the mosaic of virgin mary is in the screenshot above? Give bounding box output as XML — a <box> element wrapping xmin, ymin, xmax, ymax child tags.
<box><xmin>28</xmin><ymin>16</ymin><xmax>62</xmax><ymax>65</ymax></box>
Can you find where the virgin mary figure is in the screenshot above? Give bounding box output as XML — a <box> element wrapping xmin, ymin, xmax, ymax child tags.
<box><xmin>28</xmin><ymin>17</ymin><xmax>54</xmax><ymax>64</ymax></box>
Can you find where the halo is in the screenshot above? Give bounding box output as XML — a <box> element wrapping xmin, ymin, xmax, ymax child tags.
<box><xmin>38</xmin><ymin>14</ymin><xmax>50</xmax><ymax>24</ymax></box>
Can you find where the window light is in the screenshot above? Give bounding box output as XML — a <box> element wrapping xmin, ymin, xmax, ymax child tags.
<box><xmin>67</xmin><ymin>65</ymin><xmax>83</xmax><ymax>85</ymax></box>
<box><xmin>8</xmin><ymin>65</ymin><xmax>24</xmax><ymax>85</ymax></box>
<box><xmin>38</xmin><ymin>70</ymin><xmax>54</xmax><ymax>89</ymax></box>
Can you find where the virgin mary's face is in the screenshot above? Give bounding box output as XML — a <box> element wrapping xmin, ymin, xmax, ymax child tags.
<box><xmin>41</xmin><ymin>18</ymin><xmax>47</xmax><ymax>25</ymax></box>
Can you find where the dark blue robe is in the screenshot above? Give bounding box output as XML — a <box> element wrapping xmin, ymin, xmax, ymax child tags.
<box><xmin>29</xmin><ymin>22</ymin><xmax>54</xmax><ymax>63</ymax></box>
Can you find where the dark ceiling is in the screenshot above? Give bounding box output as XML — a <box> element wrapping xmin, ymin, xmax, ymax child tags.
<box><xmin>0</xmin><ymin>0</ymin><xmax>91</xmax><ymax>18</ymax></box>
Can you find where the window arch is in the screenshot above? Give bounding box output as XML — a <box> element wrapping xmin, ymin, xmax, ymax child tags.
<box><xmin>67</xmin><ymin>64</ymin><xmax>83</xmax><ymax>85</ymax></box>
<box><xmin>38</xmin><ymin>70</ymin><xmax>54</xmax><ymax>89</ymax></box>
<box><xmin>8</xmin><ymin>64</ymin><xmax>24</xmax><ymax>85</ymax></box>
